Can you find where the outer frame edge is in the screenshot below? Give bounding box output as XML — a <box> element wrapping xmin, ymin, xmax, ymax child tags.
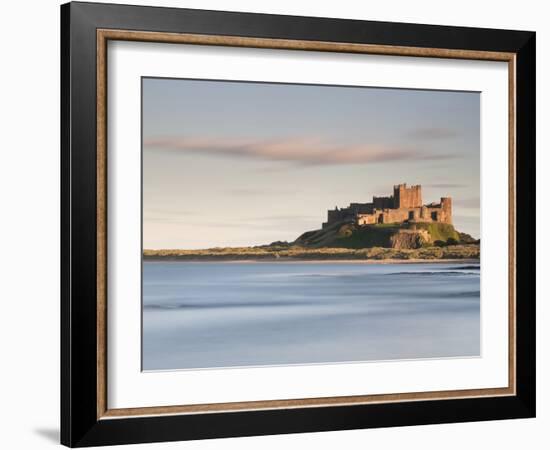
<box><xmin>60</xmin><ymin>2</ymin><xmax>72</xmax><ymax>447</ymax></box>
<box><xmin>61</xmin><ymin>2</ymin><xmax>536</xmax><ymax>446</ymax></box>
<box><xmin>514</xmin><ymin>31</ymin><xmax>536</xmax><ymax>418</ymax></box>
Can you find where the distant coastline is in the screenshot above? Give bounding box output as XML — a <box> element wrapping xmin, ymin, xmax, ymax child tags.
<box><xmin>143</xmin><ymin>258</ymin><xmax>480</xmax><ymax>265</ymax></box>
<box><xmin>143</xmin><ymin>244</ymin><xmax>480</xmax><ymax>262</ymax></box>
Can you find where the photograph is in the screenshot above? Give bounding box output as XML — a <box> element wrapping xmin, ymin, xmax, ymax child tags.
<box><xmin>141</xmin><ymin>78</ymin><xmax>481</xmax><ymax>371</ymax></box>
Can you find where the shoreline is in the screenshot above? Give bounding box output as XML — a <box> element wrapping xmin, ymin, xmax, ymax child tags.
<box><xmin>143</xmin><ymin>257</ymin><xmax>480</xmax><ymax>264</ymax></box>
<box><xmin>143</xmin><ymin>243</ymin><xmax>480</xmax><ymax>263</ymax></box>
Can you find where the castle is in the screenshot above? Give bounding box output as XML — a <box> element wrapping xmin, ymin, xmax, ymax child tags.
<box><xmin>322</xmin><ymin>183</ymin><xmax>452</xmax><ymax>229</ymax></box>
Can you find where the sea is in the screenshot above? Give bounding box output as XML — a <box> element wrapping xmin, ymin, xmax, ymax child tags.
<box><xmin>142</xmin><ymin>261</ymin><xmax>480</xmax><ymax>371</ymax></box>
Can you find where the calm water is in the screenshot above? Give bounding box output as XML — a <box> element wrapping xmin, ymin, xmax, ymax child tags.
<box><xmin>142</xmin><ymin>261</ymin><xmax>480</xmax><ymax>370</ymax></box>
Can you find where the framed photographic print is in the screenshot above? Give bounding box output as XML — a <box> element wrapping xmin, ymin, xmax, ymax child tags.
<box><xmin>60</xmin><ymin>2</ymin><xmax>536</xmax><ymax>447</ymax></box>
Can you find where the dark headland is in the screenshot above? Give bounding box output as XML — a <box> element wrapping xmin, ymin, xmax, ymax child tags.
<box><xmin>145</xmin><ymin>183</ymin><xmax>479</xmax><ymax>262</ymax></box>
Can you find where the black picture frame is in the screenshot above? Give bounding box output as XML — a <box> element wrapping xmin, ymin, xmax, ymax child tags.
<box><xmin>61</xmin><ymin>1</ymin><xmax>536</xmax><ymax>447</ymax></box>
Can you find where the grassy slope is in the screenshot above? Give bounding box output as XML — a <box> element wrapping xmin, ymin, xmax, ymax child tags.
<box><xmin>411</xmin><ymin>223</ymin><xmax>459</xmax><ymax>242</ymax></box>
<box><xmin>294</xmin><ymin>221</ymin><xmax>459</xmax><ymax>249</ymax></box>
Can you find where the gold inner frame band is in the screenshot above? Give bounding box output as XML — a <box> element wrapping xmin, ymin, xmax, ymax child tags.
<box><xmin>96</xmin><ymin>28</ymin><xmax>517</xmax><ymax>420</ymax></box>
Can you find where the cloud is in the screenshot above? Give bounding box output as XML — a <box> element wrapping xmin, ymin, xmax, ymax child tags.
<box><xmin>250</xmin><ymin>214</ymin><xmax>320</xmax><ymax>222</ymax></box>
<box><xmin>406</xmin><ymin>127</ymin><xmax>458</xmax><ymax>140</ymax></box>
<box><xmin>425</xmin><ymin>183</ymin><xmax>467</xmax><ymax>188</ymax></box>
<box><xmin>227</xmin><ymin>187</ymin><xmax>296</xmax><ymax>196</ymax></box>
<box><xmin>453</xmin><ymin>197</ymin><xmax>480</xmax><ymax>208</ymax></box>
<box><xmin>144</xmin><ymin>136</ymin><xmax>454</xmax><ymax>166</ymax></box>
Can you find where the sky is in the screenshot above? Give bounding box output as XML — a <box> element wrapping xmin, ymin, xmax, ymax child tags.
<box><xmin>143</xmin><ymin>78</ymin><xmax>480</xmax><ymax>249</ymax></box>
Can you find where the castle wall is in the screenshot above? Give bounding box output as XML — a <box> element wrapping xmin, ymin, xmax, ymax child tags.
<box><xmin>357</xmin><ymin>214</ymin><xmax>377</xmax><ymax>225</ymax></box>
<box><xmin>372</xmin><ymin>196</ymin><xmax>394</xmax><ymax>210</ymax></box>
<box><xmin>382</xmin><ymin>208</ymin><xmax>410</xmax><ymax>224</ymax></box>
<box><xmin>349</xmin><ymin>202</ymin><xmax>374</xmax><ymax>214</ymax></box>
<box><xmin>357</xmin><ymin>207</ymin><xmax>414</xmax><ymax>225</ymax></box>
<box><xmin>356</xmin><ymin>203</ymin><xmax>453</xmax><ymax>226</ymax></box>
<box><xmin>324</xmin><ymin>206</ymin><xmax>357</xmax><ymax>228</ymax></box>
<box><xmin>324</xmin><ymin>184</ymin><xmax>452</xmax><ymax>228</ymax></box>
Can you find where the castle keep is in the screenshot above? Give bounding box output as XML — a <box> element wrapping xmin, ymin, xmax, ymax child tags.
<box><xmin>322</xmin><ymin>183</ymin><xmax>452</xmax><ymax>229</ymax></box>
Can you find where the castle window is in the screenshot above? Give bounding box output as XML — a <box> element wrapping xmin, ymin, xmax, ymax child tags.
<box><xmin>408</xmin><ymin>211</ymin><xmax>415</xmax><ymax>220</ymax></box>
<box><xmin>431</xmin><ymin>211</ymin><xmax>438</xmax><ymax>221</ymax></box>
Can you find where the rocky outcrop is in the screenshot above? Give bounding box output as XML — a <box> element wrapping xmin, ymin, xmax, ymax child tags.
<box><xmin>389</xmin><ymin>229</ymin><xmax>430</xmax><ymax>249</ymax></box>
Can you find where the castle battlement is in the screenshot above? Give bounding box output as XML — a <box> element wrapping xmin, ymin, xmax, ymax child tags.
<box><xmin>322</xmin><ymin>183</ymin><xmax>452</xmax><ymax>229</ymax></box>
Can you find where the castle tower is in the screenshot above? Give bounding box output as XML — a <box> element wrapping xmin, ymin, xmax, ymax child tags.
<box><xmin>393</xmin><ymin>183</ymin><xmax>422</xmax><ymax>209</ymax></box>
<box><xmin>440</xmin><ymin>197</ymin><xmax>453</xmax><ymax>224</ymax></box>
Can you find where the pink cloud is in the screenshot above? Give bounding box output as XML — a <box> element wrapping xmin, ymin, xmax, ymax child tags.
<box><xmin>144</xmin><ymin>136</ymin><xmax>453</xmax><ymax>166</ymax></box>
